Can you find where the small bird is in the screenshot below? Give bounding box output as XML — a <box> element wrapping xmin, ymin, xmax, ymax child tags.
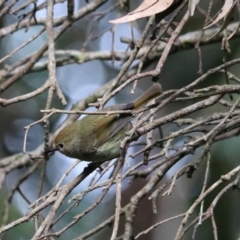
<box><xmin>51</xmin><ymin>83</ymin><xmax>162</xmax><ymax>162</ymax></box>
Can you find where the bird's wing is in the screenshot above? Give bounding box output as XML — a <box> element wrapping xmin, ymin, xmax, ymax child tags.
<box><xmin>94</xmin><ymin>114</ymin><xmax>133</xmax><ymax>147</ymax></box>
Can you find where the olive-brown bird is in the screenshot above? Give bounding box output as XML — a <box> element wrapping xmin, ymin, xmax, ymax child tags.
<box><xmin>52</xmin><ymin>83</ymin><xmax>162</xmax><ymax>162</ymax></box>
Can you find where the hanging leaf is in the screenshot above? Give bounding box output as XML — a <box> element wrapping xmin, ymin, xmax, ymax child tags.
<box><xmin>204</xmin><ymin>0</ymin><xmax>235</xmax><ymax>29</ymax></box>
<box><xmin>204</xmin><ymin>1</ymin><xmax>236</xmax><ymax>40</ymax></box>
<box><xmin>188</xmin><ymin>0</ymin><xmax>200</xmax><ymax>16</ymax></box>
<box><xmin>109</xmin><ymin>0</ymin><xmax>175</xmax><ymax>24</ymax></box>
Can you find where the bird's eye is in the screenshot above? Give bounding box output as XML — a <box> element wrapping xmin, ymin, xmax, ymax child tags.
<box><xmin>58</xmin><ymin>143</ymin><xmax>64</xmax><ymax>149</ymax></box>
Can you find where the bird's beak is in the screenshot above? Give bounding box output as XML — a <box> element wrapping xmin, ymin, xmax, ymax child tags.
<box><xmin>44</xmin><ymin>147</ymin><xmax>58</xmax><ymax>155</ymax></box>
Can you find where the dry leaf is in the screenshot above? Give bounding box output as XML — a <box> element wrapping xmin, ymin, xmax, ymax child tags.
<box><xmin>203</xmin><ymin>0</ymin><xmax>237</xmax><ymax>40</ymax></box>
<box><xmin>189</xmin><ymin>0</ymin><xmax>200</xmax><ymax>16</ymax></box>
<box><xmin>206</xmin><ymin>2</ymin><xmax>236</xmax><ymax>40</ymax></box>
<box><xmin>204</xmin><ymin>0</ymin><xmax>235</xmax><ymax>29</ymax></box>
<box><xmin>109</xmin><ymin>0</ymin><xmax>174</xmax><ymax>24</ymax></box>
